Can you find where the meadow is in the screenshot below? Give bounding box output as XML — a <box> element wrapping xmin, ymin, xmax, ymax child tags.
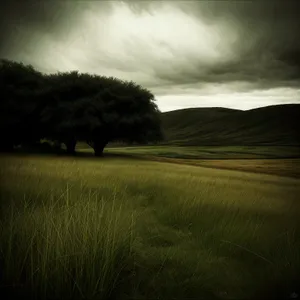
<box><xmin>84</xmin><ymin>145</ymin><xmax>300</xmax><ymax>178</ymax></box>
<box><xmin>100</xmin><ymin>144</ymin><xmax>300</xmax><ymax>159</ymax></box>
<box><xmin>82</xmin><ymin>145</ymin><xmax>300</xmax><ymax>160</ymax></box>
<box><xmin>1</xmin><ymin>151</ymin><xmax>300</xmax><ymax>300</ymax></box>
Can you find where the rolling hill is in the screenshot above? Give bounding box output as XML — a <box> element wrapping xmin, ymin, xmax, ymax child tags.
<box><xmin>161</xmin><ymin>104</ymin><xmax>300</xmax><ymax>146</ymax></box>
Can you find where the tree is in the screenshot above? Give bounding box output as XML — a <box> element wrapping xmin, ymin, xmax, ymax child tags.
<box><xmin>0</xmin><ymin>60</ymin><xmax>163</xmax><ymax>155</ymax></box>
<box><xmin>77</xmin><ymin>78</ymin><xmax>163</xmax><ymax>156</ymax></box>
<box><xmin>0</xmin><ymin>59</ymin><xmax>45</xmax><ymax>151</ymax></box>
<box><xmin>41</xmin><ymin>72</ymin><xmax>163</xmax><ymax>156</ymax></box>
<box><xmin>39</xmin><ymin>71</ymin><xmax>108</xmax><ymax>154</ymax></box>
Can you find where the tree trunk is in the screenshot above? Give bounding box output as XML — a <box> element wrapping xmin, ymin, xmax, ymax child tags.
<box><xmin>93</xmin><ymin>140</ymin><xmax>108</xmax><ymax>157</ymax></box>
<box><xmin>53</xmin><ymin>140</ymin><xmax>62</xmax><ymax>153</ymax></box>
<box><xmin>54</xmin><ymin>141</ymin><xmax>61</xmax><ymax>149</ymax></box>
<box><xmin>65</xmin><ymin>138</ymin><xmax>77</xmax><ymax>155</ymax></box>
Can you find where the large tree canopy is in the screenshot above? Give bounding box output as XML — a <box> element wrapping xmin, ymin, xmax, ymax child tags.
<box><xmin>0</xmin><ymin>59</ymin><xmax>163</xmax><ymax>155</ymax></box>
<box><xmin>0</xmin><ymin>59</ymin><xmax>46</xmax><ymax>151</ymax></box>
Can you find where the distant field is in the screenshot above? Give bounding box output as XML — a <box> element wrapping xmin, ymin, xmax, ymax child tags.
<box><xmin>1</xmin><ymin>153</ymin><xmax>299</xmax><ymax>299</ymax></box>
<box><xmin>76</xmin><ymin>144</ymin><xmax>300</xmax><ymax>178</ymax></box>
<box><xmin>76</xmin><ymin>143</ymin><xmax>300</xmax><ymax>158</ymax></box>
<box><xmin>103</xmin><ymin>145</ymin><xmax>300</xmax><ymax>159</ymax></box>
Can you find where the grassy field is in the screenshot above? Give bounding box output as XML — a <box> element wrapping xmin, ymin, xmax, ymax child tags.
<box><xmin>78</xmin><ymin>145</ymin><xmax>300</xmax><ymax>178</ymax></box>
<box><xmin>102</xmin><ymin>145</ymin><xmax>300</xmax><ymax>159</ymax></box>
<box><xmin>1</xmin><ymin>153</ymin><xmax>300</xmax><ymax>300</ymax></box>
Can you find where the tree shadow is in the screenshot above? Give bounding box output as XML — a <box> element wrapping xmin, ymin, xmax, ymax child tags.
<box><xmin>1</xmin><ymin>146</ymin><xmax>144</xmax><ymax>161</ymax></box>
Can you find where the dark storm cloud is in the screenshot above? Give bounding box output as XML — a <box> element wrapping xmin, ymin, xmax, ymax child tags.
<box><xmin>1</xmin><ymin>0</ymin><xmax>299</xmax><ymax>111</ymax></box>
<box><xmin>149</xmin><ymin>0</ymin><xmax>300</xmax><ymax>90</ymax></box>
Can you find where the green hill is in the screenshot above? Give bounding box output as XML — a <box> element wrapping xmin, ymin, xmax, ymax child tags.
<box><xmin>161</xmin><ymin>104</ymin><xmax>300</xmax><ymax>146</ymax></box>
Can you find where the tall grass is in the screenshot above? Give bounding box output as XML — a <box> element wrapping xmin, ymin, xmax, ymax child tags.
<box><xmin>0</xmin><ymin>154</ymin><xmax>300</xmax><ymax>299</ymax></box>
<box><xmin>0</xmin><ymin>184</ymin><xmax>138</xmax><ymax>300</ymax></box>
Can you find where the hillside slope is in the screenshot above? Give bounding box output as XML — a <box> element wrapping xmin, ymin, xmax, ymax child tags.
<box><xmin>161</xmin><ymin>104</ymin><xmax>300</xmax><ymax>146</ymax></box>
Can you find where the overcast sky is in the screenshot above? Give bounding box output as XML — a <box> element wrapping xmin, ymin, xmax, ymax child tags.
<box><xmin>1</xmin><ymin>0</ymin><xmax>300</xmax><ymax>112</ymax></box>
